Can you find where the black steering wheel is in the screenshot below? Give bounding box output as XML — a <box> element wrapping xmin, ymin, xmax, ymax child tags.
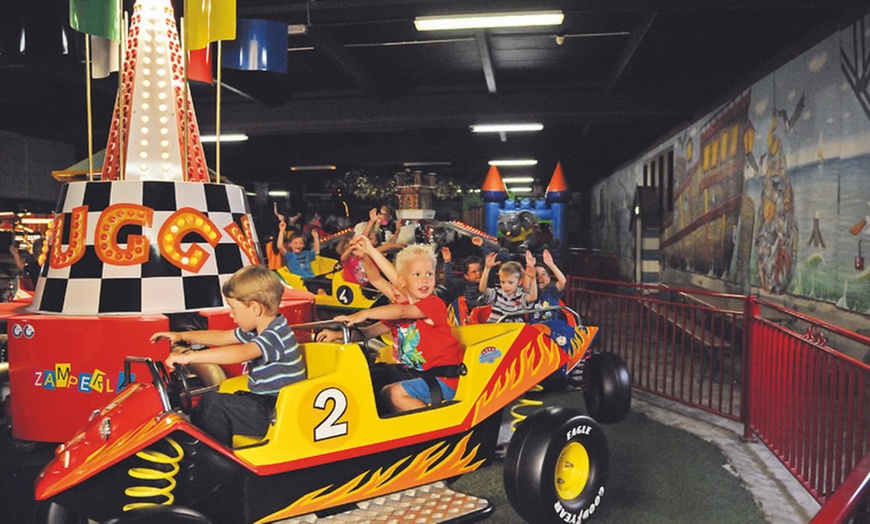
<box><xmin>349</xmin><ymin>324</ymin><xmax>378</xmax><ymax>364</ymax></box>
<box><xmin>166</xmin><ymin>364</ymin><xmax>193</xmax><ymax>414</ymax></box>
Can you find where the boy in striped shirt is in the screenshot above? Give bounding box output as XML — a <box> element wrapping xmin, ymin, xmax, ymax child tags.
<box><xmin>151</xmin><ymin>264</ymin><xmax>305</xmax><ymax>446</ymax></box>
<box><xmin>478</xmin><ymin>250</ymin><xmax>538</xmax><ymax>323</ymax></box>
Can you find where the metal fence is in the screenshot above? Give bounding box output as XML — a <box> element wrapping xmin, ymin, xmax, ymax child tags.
<box><xmin>566</xmin><ymin>277</ymin><xmax>745</xmax><ymax>419</ymax></box>
<box><xmin>565</xmin><ymin>276</ymin><xmax>870</xmax><ymax>519</ymax></box>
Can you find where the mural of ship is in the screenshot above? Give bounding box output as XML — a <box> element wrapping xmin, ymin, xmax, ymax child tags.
<box><xmin>662</xmin><ymin>92</ymin><xmax>754</xmax><ymax>281</ymax></box>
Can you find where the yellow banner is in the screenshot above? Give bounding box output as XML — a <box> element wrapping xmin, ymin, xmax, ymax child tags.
<box><xmin>185</xmin><ymin>0</ymin><xmax>237</xmax><ymax>50</ymax></box>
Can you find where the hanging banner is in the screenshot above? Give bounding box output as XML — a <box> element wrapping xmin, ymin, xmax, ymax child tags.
<box><xmin>90</xmin><ymin>35</ymin><xmax>120</xmax><ymax>79</ymax></box>
<box><xmin>185</xmin><ymin>0</ymin><xmax>237</xmax><ymax>51</ymax></box>
<box><xmin>188</xmin><ymin>45</ymin><xmax>214</xmax><ymax>84</ymax></box>
<box><xmin>222</xmin><ymin>19</ymin><xmax>288</xmax><ymax>73</ymax></box>
<box><xmin>69</xmin><ymin>0</ymin><xmax>120</xmax><ymax>41</ymax></box>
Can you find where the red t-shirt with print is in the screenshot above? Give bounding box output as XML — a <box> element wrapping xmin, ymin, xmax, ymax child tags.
<box><xmin>382</xmin><ymin>294</ymin><xmax>464</xmax><ymax>389</ymax></box>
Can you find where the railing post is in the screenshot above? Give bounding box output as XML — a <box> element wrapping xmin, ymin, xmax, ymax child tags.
<box><xmin>741</xmin><ymin>294</ymin><xmax>758</xmax><ymax>441</ymax></box>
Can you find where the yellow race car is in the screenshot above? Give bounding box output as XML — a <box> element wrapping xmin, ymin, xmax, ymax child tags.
<box><xmin>276</xmin><ymin>256</ymin><xmax>387</xmax><ymax>313</ymax></box>
<box><xmin>34</xmin><ymin>318</ymin><xmax>630</xmax><ymax>524</ymax></box>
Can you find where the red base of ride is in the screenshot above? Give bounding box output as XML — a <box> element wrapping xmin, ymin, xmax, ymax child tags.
<box><xmin>6</xmin><ymin>290</ymin><xmax>314</xmax><ymax>443</ymax></box>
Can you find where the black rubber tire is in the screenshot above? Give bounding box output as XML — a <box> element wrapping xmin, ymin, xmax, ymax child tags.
<box><xmin>504</xmin><ymin>406</ymin><xmax>609</xmax><ymax>524</ymax></box>
<box><xmin>33</xmin><ymin>501</ymin><xmax>86</xmax><ymax>524</ymax></box>
<box><xmin>538</xmin><ymin>365</ymin><xmax>570</xmax><ymax>392</ymax></box>
<box><xmin>582</xmin><ymin>352</ymin><xmax>632</xmax><ymax>424</ymax></box>
<box><xmin>35</xmin><ymin>502</ymin><xmax>213</xmax><ymax>524</ymax></box>
<box><xmin>102</xmin><ymin>506</ymin><xmax>212</xmax><ymax>524</ymax></box>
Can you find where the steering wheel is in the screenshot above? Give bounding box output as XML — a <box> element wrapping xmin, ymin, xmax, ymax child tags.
<box><xmin>346</xmin><ymin>324</ymin><xmax>378</xmax><ymax>364</ymax></box>
<box><xmin>167</xmin><ymin>364</ymin><xmax>193</xmax><ymax>414</ymax></box>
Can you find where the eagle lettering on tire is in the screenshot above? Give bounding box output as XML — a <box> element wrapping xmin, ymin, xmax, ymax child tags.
<box><xmin>504</xmin><ymin>406</ymin><xmax>609</xmax><ymax>524</ymax></box>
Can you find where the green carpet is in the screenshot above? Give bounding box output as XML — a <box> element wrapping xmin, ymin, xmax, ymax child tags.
<box><xmin>452</xmin><ymin>389</ymin><xmax>767</xmax><ymax>523</ymax></box>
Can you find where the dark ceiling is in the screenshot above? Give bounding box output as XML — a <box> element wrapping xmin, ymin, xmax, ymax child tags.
<box><xmin>1</xmin><ymin>0</ymin><xmax>868</xmax><ymax>193</ymax></box>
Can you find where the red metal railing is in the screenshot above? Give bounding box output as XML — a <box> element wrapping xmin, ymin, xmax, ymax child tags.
<box><xmin>748</xmin><ymin>297</ymin><xmax>870</xmax><ymax>508</ymax></box>
<box><xmin>566</xmin><ymin>277</ymin><xmax>745</xmax><ymax>419</ymax></box>
<box><xmin>566</xmin><ymin>277</ymin><xmax>870</xmax><ymax>519</ymax></box>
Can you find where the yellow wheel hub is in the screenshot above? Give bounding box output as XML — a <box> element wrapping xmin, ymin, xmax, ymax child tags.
<box><xmin>554</xmin><ymin>441</ymin><xmax>590</xmax><ymax>501</ymax></box>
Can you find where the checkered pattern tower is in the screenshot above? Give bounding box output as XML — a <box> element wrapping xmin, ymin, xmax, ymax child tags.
<box><xmin>32</xmin><ymin>181</ymin><xmax>260</xmax><ymax>315</ymax></box>
<box><xmin>101</xmin><ymin>0</ymin><xmax>208</xmax><ymax>182</ymax></box>
<box><xmin>29</xmin><ymin>0</ymin><xmax>261</xmax><ymax>315</ymax></box>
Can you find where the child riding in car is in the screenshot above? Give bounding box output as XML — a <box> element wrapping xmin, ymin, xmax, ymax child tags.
<box><xmin>317</xmin><ymin>237</ymin><xmax>463</xmax><ymax>413</ymax></box>
<box><xmin>150</xmin><ymin>265</ymin><xmax>306</xmax><ymax>446</ymax></box>
<box><xmin>533</xmin><ymin>248</ymin><xmax>568</xmax><ymax>320</ymax></box>
<box><xmin>478</xmin><ymin>250</ymin><xmax>538</xmax><ymax>323</ymax></box>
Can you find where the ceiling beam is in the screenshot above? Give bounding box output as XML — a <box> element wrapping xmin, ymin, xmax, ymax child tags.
<box><xmin>238</xmin><ymin>0</ymin><xmax>868</xmax><ymax>18</ymax></box>
<box><xmin>475</xmin><ymin>30</ymin><xmax>497</xmax><ymax>94</ymax></box>
<box><xmin>195</xmin><ymin>90</ymin><xmax>690</xmax><ymax>135</ymax></box>
<box><xmin>607</xmin><ymin>12</ymin><xmax>656</xmax><ymax>91</ymax></box>
<box><xmin>305</xmin><ymin>27</ymin><xmax>382</xmax><ymax>99</ymax></box>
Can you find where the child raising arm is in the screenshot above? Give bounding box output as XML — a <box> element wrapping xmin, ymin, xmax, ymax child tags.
<box><xmin>317</xmin><ymin>243</ymin><xmax>462</xmax><ymax>413</ymax></box>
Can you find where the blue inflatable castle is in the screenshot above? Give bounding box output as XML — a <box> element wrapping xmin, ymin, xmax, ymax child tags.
<box><xmin>482</xmin><ymin>163</ymin><xmax>569</xmax><ymax>252</ymax></box>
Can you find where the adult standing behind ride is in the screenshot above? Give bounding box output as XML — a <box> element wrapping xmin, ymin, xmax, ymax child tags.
<box><xmin>150</xmin><ymin>265</ymin><xmax>306</xmax><ymax>446</ymax></box>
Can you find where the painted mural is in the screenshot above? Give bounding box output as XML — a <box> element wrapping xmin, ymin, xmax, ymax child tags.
<box><xmin>661</xmin><ymin>93</ymin><xmax>754</xmax><ymax>282</ymax></box>
<box><xmin>592</xmin><ymin>13</ymin><xmax>870</xmax><ymax>313</ymax></box>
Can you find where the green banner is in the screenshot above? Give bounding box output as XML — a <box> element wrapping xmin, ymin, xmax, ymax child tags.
<box><xmin>69</xmin><ymin>0</ymin><xmax>120</xmax><ymax>41</ymax></box>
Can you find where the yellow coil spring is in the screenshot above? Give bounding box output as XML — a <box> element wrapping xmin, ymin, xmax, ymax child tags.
<box><xmin>509</xmin><ymin>384</ymin><xmax>544</xmax><ymax>432</ymax></box>
<box><xmin>123</xmin><ymin>437</ymin><xmax>184</xmax><ymax>512</ymax></box>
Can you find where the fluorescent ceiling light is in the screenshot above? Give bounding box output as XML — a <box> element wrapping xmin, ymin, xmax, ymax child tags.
<box><xmin>200</xmin><ymin>133</ymin><xmax>248</xmax><ymax>143</ymax></box>
<box><xmin>403</xmin><ymin>161</ymin><xmax>452</xmax><ymax>167</ymax></box>
<box><xmin>503</xmin><ymin>177</ymin><xmax>536</xmax><ymax>183</ymax></box>
<box><xmin>415</xmin><ymin>11</ymin><xmax>564</xmax><ymax>31</ymax></box>
<box><xmin>290</xmin><ymin>165</ymin><xmax>337</xmax><ymax>171</ymax></box>
<box><xmin>471</xmin><ymin>123</ymin><xmax>543</xmax><ymax>133</ymax></box>
<box><xmin>489</xmin><ymin>159</ymin><xmax>538</xmax><ymax>167</ymax></box>
<box><xmin>508</xmin><ymin>186</ymin><xmax>533</xmax><ymax>193</ymax></box>
<box><xmin>268</xmin><ymin>190</ymin><xmax>289</xmax><ymax>197</ymax></box>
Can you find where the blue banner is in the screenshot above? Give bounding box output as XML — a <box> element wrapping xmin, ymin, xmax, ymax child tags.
<box><xmin>221</xmin><ymin>19</ymin><xmax>287</xmax><ymax>73</ymax></box>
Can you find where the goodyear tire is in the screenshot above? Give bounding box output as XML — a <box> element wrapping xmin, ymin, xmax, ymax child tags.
<box><xmin>504</xmin><ymin>406</ymin><xmax>609</xmax><ymax>524</ymax></box>
<box><xmin>582</xmin><ymin>352</ymin><xmax>631</xmax><ymax>424</ymax></box>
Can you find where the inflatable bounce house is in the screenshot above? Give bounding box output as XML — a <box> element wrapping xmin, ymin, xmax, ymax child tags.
<box><xmin>482</xmin><ymin>163</ymin><xmax>569</xmax><ymax>253</ymax></box>
<box><xmin>5</xmin><ymin>0</ymin><xmax>313</xmax><ymax>445</ymax></box>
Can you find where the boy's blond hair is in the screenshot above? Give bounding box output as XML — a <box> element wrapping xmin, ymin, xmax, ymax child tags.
<box><xmin>498</xmin><ymin>260</ymin><xmax>523</xmax><ymax>279</ymax></box>
<box><xmin>222</xmin><ymin>264</ymin><xmax>284</xmax><ymax>314</ymax></box>
<box><xmin>394</xmin><ymin>243</ymin><xmax>436</xmax><ymax>275</ymax></box>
